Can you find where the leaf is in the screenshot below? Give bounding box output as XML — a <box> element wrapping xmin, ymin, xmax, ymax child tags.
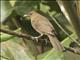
<box><xmin>38</xmin><ymin>49</ymin><xmax>64</xmax><ymax>60</ymax></box>
<box><xmin>0</xmin><ymin>28</ymin><xmax>21</xmax><ymax>42</ymax></box>
<box><xmin>38</xmin><ymin>48</ymin><xmax>80</xmax><ymax>60</ymax></box>
<box><xmin>40</xmin><ymin>3</ymin><xmax>50</xmax><ymax>13</ymax></box>
<box><xmin>37</xmin><ymin>33</ymin><xmax>79</xmax><ymax>60</ymax></box>
<box><xmin>1</xmin><ymin>37</ymin><xmax>35</xmax><ymax>60</ymax></box>
<box><xmin>0</xmin><ymin>32</ymin><xmax>14</xmax><ymax>42</ymax></box>
<box><xmin>62</xmin><ymin>33</ymin><xmax>78</xmax><ymax>47</ymax></box>
<box><xmin>0</xmin><ymin>1</ymin><xmax>13</xmax><ymax>23</ymax></box>
<box><xmin>48</xmin><ymin>11</ymin><xmax>73</xmax><ymax>40</ymax></box>
<box><xmin>64</xmin><ymin>50</ymin><xmax>80</xmax><ymax>60</ymax></box>
<box><xmin>14</xmin><ymin>0</ymin><xmax>40</xmax><ymax>15</ymax></box>
<box><xmin>55</xmin><ymin>13</ymin><xmax>73</xmax><ymax>32</ymax></box>
<box><xmin>10</xmin><ymin>0</ymin><xmax>16</xmax><ymax>6</ymax></box>
<box><xmin>57</xmin><ymin>1</ymin><xmax>80</xmax><ymax>39</ymax></box>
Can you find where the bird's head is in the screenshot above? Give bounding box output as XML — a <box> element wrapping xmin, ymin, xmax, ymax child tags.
<box><xmin>23</xmin><ymin>11</ymin><xmax>38</xmax><ymax>19</ymax></box>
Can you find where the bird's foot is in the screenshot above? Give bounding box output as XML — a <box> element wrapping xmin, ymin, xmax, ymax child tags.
<box><xmin>34</xmin><ymin>37</ymin><xmax>39</xmax><ymax>42</ymax></box>
<box><xmin>34</xmin><ymin>34</ymin><xmax>43</xmax><ymax>42</ymax></box>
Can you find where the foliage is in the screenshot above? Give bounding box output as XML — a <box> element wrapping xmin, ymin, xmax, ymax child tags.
<box><xmin>0</xmin><ymin>0</ymin><xmax>80</xmax><ymax>60</ymax></box>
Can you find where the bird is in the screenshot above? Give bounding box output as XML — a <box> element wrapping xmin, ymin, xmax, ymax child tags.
<box><xmin>24</xmin><ymin>11</ymin><xmax>64</xmax><ymax>52</ymax></box>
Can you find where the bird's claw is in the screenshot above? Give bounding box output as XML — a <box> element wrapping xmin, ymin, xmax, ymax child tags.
<box><xmin>34</xmin><ymin>37</ymin><xmax>39</xmax><ymax>42</ymax></box>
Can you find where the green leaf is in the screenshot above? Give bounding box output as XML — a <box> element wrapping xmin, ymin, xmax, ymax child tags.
<box><xmin>38</xmin><ymin>49</ymin><xmax>64</xmax><ymax>60</ymax></box>
<box><xmin>0</xmin><ymin>1</ymin><xmax>13</xmax><ymax>23</ymax></box>
<box><xmin>40</xmin><ymin>3</ymin><xmax>50</xmax><ymax>13</ymax></box>
<box><xmin>37</xmin><ymin>33</ymin><xmax>79</xmax><ymax>60</ymax></box>
<box><xmin>38</xmin><ymin>47</ymin><xmax>80</xmax><ymax>60</ymax></box>
<box><xmin>1</xmin><ymin>37</ymin><xmax>35</xmax><ymax>60</ymax></box>
<box><xmin>14</xmin><ymin>0</ymin><xmax>40</xmax><ymax>15</ymax></box>
<box><xmin>0</xmin><ymin>28</ymin><xmax>21</xmax><ymax>42</ymax></box>
<box><xmin>54</xmin><ymin>12</ymin><xmax>73</xmax><ymax>35</ymax></box>
<box><xmin>62</xmin><ymin>33</ymin><xmax>78</xmax><ymax>47</ymax></box>
<box><xmin>10</xmin><ymin>0</ymin><xmax>16</xmax><ymax>6</ymax></box>
<box><xmin>0</xmin><ymin>33</ymin><xmax>14</xmax><ymax>42</ymax></box>
<box><xmin>64</xmin><ymin>50</ymin><xmax>80</xmax><ymax>60</ymax></box>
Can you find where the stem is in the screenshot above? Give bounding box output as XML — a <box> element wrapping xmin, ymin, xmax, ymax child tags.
<box><xmin>0</xmin><ymin>28</ymin><xmax>35</xmax><ymax>41</ymax></box>
<box><xmin>57</xmin><ymin>0</ymin><xmax>80</xmax><ymax>41</ymax></box>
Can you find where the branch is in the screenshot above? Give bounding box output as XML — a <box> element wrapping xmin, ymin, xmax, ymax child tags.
<box><xmin>0</xmin><ymin>28</ymin><xmax>35</xmax><ymax>41</ymax></box>
<box><xmin>65</xmin><ymin>47</ymin><xmax>80</xmax><ymax>55</ymax></box>
<box><xmin>48</xmin><ymin>11</ymin><xmax>80</xmax><ymax>46</ymax></box>
<box><xmin>0</xmin><ymin>28</ymin><xmax>80</xmax><ymax>55</ymax></box>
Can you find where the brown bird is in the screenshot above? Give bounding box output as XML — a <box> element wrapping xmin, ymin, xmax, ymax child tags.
<box><xmin>24</xmin><ymin>11</ymin><xmax>64</xmax><ymax>52</ymax></box>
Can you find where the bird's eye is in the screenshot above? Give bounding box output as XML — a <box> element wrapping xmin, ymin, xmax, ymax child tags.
<box><xmin>29</xmin><ymin>12</ymin><xmax>33</xmax><ymax>15</ymax></box>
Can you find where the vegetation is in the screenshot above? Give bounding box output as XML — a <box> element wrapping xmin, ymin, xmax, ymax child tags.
<box><xmin>0</xmin><ymin>0</ymin><xmax>80</xmax><ymax>60</ymax></box>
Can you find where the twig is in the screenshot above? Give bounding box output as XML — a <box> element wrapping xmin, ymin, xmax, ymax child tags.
<box><xmin>0</xmin><ymin>28</ymin><xmax>35</xmax><ymax>41</ymax></box>
<box><xmin>64</xmin><ymin>47</ymin><xmax>80</xmax><ymax>55</ymax></box>
<box><xmin>0</xmin><ymin>28</ymin><xmax>80</xmax><ymax>55</ymax></box>
<box><xmin>48</xmin><ymin>11</ymin><xmax>80</xmax><ymax>46</ymax></box>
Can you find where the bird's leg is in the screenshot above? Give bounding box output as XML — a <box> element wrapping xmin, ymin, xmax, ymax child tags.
<box><xmin>38</xmin><ymin>34</ymin><xmax>44</xmax><ymax>38</ymax></box>
<box><xmin>34</xmin><ymin>34</ymin><xmax>45</xmax><ymax>53</ymax></box>
<box><xmin>35</xmin><ymin>34</ymin><xmax>43</xmax><ymax>42</ymax></box>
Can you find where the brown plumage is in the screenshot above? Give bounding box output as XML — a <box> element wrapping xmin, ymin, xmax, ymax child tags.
<box><xmin>24</xmin><ymin>11</ymin><xmax>64</xmax><ymax>52</ymax></box>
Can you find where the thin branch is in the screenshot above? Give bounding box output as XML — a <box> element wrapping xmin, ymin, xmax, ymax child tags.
<box><xmin>64</xmin><ymin>47</ymin><xmax>80</xmax><ymax>55</ymax></box>
<box><xmin>48</xmin><ymin>11</ymin><xmax>80</xmax><ymax>46</ymax></box>
<box><xmin>0</xmin><ymin>28</ymin><xmax>80</xmax><ymax>55</ymax></box>
<box><xmin>0</xmin><ymin>28</ymin><xmax>35</xmax><ymax>41</ymax></box>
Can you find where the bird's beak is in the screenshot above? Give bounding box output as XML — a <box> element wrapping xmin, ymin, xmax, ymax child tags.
<box><xmin>23</xmin><ymin>14</ymin><xmax>30</xmax><ymax>20</ymax></box>
<box><xmin>23</xmin><ymin>14</ymin><xmax>29</xmax><ymax>17</ymax></box>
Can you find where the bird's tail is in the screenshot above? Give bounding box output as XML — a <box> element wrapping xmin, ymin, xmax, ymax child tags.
<box><xmin>47</xmin><ymin>34</ymin><xmax>64</xmax><ymax>52</ymax></box>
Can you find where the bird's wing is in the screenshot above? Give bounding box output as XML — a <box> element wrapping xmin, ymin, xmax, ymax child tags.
<box><xmin>31</xmin><ymin>15</ymin><xmax>54</xmax><ymax>35</ymax></box>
